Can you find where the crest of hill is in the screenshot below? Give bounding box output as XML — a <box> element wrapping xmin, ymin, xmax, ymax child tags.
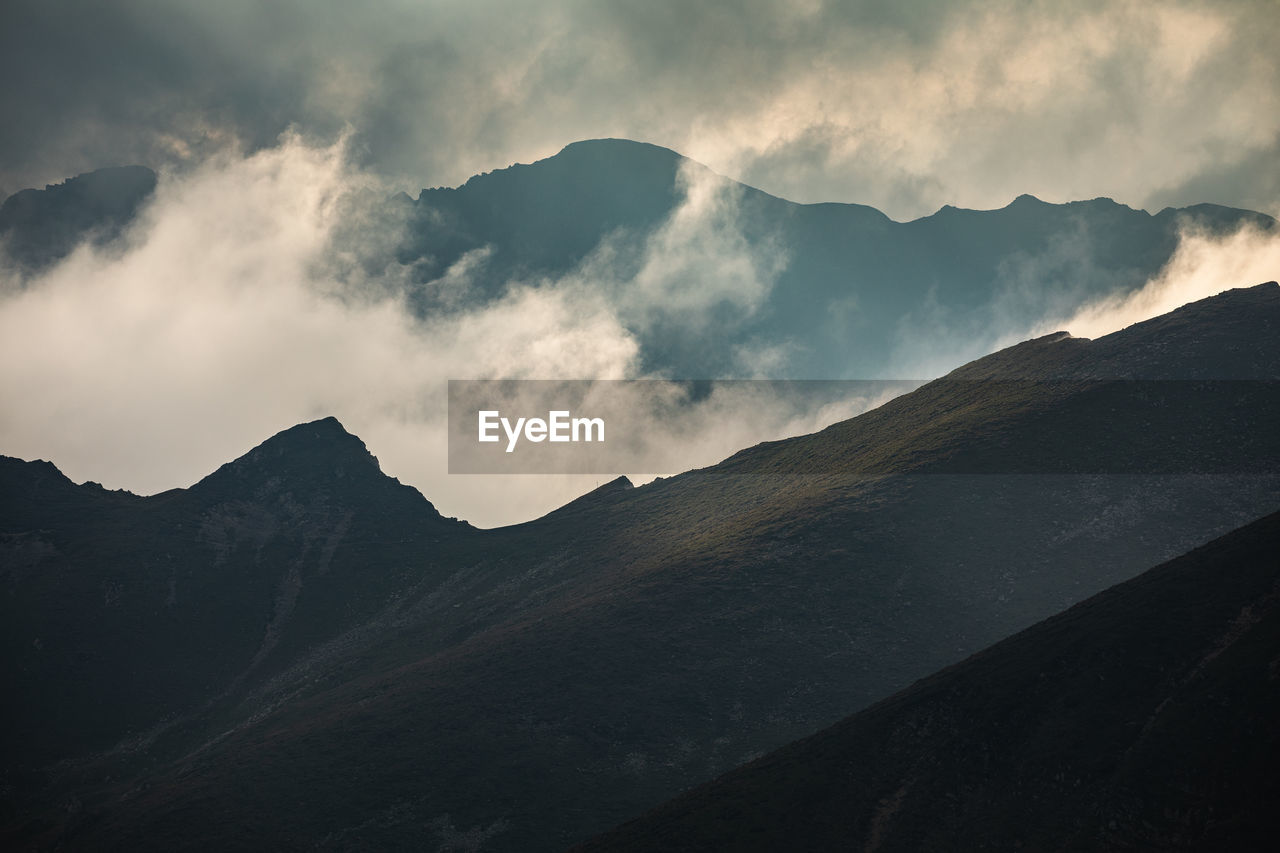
<box><xmin>189</xmin><ymin>416</ymin><xmax>465</xmax><ymax>528</ymax></box>
<box><xmin>946</xmin><ymin>281</ymin><xmax>1280</xmax><ymax>380</ymax></box>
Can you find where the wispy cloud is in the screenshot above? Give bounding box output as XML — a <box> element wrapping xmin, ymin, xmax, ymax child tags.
<box><xmin>1039</xmin><ymin>222</ymin><xmax>1280</xmax><ymax>340</ymax></box>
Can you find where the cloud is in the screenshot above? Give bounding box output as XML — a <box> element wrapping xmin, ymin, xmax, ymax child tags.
<box><xmin>0</xmin><ymin>135</ymin><xmax>647</xmax><ymax>526</ymax></box>
<box><xmin>2</xmin><ymin>1</ymin><xmax>1277</xmax><ymax>220</ymax></box>
<box><xmin>1040</xmin><ymin>221</ymin><xmax>1280</xmax><ymax>340</ymax></box>
<box><xmin>0</xmin><ymin>135</ymin><xmax>859</xmax><ymax>527</ymax></box>
<box><xmin>571</xmin><ymin>159</ymin><xmax>788</xmax><ymax>376</ymax></box>
<box><xmin>882</xmin><ymin>214</ymin><xmax>1280</xmax><ymax>379</ymax></box>
<box><xmin>3</xmin><ymin>131</ymin><xmax>1271</xmax><ymax>527</ymax></box>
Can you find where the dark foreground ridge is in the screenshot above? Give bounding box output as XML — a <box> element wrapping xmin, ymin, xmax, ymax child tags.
<box><xmin>2</xmin><ymin>286</ymin><xmax>1279</xmax><ymax>850</ymax></box>
<box><xmin>578</xmin><ymin>509</ymin><xmax>1280</xmax><ymax>852</ymax></box>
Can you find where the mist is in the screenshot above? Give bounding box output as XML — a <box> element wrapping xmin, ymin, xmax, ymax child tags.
<box><xmin>0</xmin><ymin>136</ymin><xmax>831</xmax><ymax>527</ymax></box>
<box><xmin>1042</xmin><ymin>223</ymin><xmax>1280</xmax><ymax>341</ymax></box>
<box><xmin>0</xmin><ymin>136</ymin><xmax>641</xmax><ymax>526</ymax></box>
<box><xmin>2</xmin><ymin>140</ymin><xmax>1276</xmax><ymax>527</ymax></box>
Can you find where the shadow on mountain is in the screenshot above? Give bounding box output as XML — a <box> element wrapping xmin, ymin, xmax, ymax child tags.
<box><xmin>578</xmin><ymin>508</ymin><xmax>1280</xmax><ymax>852</ymax></box>
<box><xmin>1</xmin><ymin>285</ymin><xmax>1278</xmax><ymax>850</ymax></box>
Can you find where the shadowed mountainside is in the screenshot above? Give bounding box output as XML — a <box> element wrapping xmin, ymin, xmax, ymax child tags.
<box><xmin>2</xmin><ymin>285</ymin><xmax>1279</xmax><ymax>850</ymax></box>
<box><xmin>578</xmin><ymin>508</ymin><xmax>1280</xmax><ymax>852</ymax></box>
<box><xmin>1</xmin><ymin>419</ymin><xmax>471</xmax><ymax>776</ymax></box>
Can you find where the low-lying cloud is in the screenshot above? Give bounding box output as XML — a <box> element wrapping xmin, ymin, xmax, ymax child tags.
<box><xmin>0</xmin><ymin>136</ymin><xmax>644</xmax><ymax>525</ymax></box>
<box><xmin>0</xmin><ymin>136</ymin><xmax>812</xmax><ymax>527</ymax></box>
<box><xmin>2</xmin><ymin>134</ymin><xmax>1275</xmax><ymax>527</ymax></box>
<box><xmin>1041</xmin><ymin>223</ymin><xmax>1280</xmax><ymax>341</ymax></box>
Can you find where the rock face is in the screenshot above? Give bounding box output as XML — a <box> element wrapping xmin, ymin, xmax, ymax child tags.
<box><xmin>2</xmin><ymin>285</ymin><xmax>1279</xmax><ymax>850</ymax></box>
<box><xmin>577</xmin><ymin>508</ymin><xmax>1280</xmax><ymax>852</ymax></box>
<box><xmin>0</xmin><ymin>165</ymin><xmax>156</xmax><ymax>271</ymax></box>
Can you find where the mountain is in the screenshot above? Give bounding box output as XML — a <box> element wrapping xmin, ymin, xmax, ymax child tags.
<box><xmin>399</xmin><ymin>139</ymin><xmax>1274</xmax><ymax>376</ymax></box>
<box><xmin>577</xmin><ymin>508</ymin><xmax>1280</xmax><ymax>852</ymax></box>
<box><xmin>3</xmin><ymin>142</ymin><xmax>1273</xmax><ymax>377</ymax></box>
<box><xmin>0</xmin><ymin>165</ymin><xmax>156</xmax><ymax>272</ymax></box>
<box><xmin>0</xmin><ymin>418</ymin><xmax>471</xmax><ymax>779</ymax></box>
<box><xmin>2</xmin><ymin>286</ymin><xmax>1278</xmax><ymax>850</ymax></box>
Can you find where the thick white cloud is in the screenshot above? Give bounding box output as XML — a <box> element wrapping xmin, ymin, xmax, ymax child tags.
<box><xmin>0</xmin><ymin>137</ymin><xmax>643</xmax><ymax>525</ymax></box>
<box><xmin>0</xmin><ymin>136</ymin><xmax>841</xmax><ymax>527</ymax></box>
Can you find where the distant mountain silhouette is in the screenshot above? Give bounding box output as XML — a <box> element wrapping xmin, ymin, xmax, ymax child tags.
<box><xmin>4</xmin><ymin>143</ymin><xmax>1274</xmax><ymax>377</ymax></box>
<box><xmin>578</xmin><ymin>508</ymin><xmax>1280</xmax><ymax>852</ymax></box>
<box><xmin>399</xmin><ymin>139</ymin><xmax>1275</xmax><ymax>376</ymax></box>
<box><xmin>0</xmin><ymin>165</ymin><xmax>156</xmax><ymax>272</ymax></box>
<box><xmin>3</xmin><ymin>285</ymin><xmax>1278</xmax><ymax>850</ymax></box>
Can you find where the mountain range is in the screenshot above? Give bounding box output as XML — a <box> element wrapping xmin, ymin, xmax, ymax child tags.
<box><xmin>3</xmin><ymin>282</ymin><xmax>1278</xmax><ymax>849</ymax></box>
<box><xmin>2</xmin><ymin>140</ymin><xmax>1274</xmax><ymax>377</ymax></box>
<box><xmin>578</xmin><ymin>507</ymin><xmax>1280</xmax><ymax>852</ymax></box>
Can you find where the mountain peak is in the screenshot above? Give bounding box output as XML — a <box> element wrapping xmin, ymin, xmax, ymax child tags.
<box><xmin>556</xmin><ymin>137</ymin><xmax>681</xmax><ymax>157</ymax></box>
<box><xmin>250</xmin><ymin>414</ymin><xmax>368</xmax><ymax>455</ymax></box>
<box><xmin>191</xmin><ymin>416</ymin><xmax>387</xmax><ymax>498</ymax></box>
<box><xmin>186</xmin><ymin>416</ymin><xmax>469</xmax><ymax>526</ymax></box>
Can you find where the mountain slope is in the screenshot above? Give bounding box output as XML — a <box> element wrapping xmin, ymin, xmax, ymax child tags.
<box><xmin>577</xmin><ymin>508</ymin><xmax>1280</xmax><ymax>852</ymax></box>
<box><xmin>4</xmin><ymin>286</ymin><xmax>1279</xmax><ymax>850</ymax></box>
<box><xmin>0</xmin><ymin>417</ymin><xmax>472</xmax><ymax>777</ymax></box>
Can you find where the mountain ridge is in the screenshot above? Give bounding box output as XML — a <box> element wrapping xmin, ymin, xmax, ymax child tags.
<box><xmin>577</xmin><ymin>507</ymin><xmax>1280</xmax><ymax>852</ymax></box>
<box><xmin>5</xmin><ymin>141</ymin><xmax>1274</xmax><ymax>377</ymax></box>
<box><xmin>6</xmin><ymin>284</ymin><xmax>1278</xmax><ymax>850</ymax></box>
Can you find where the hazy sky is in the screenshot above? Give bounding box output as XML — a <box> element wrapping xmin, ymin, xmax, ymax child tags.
<box><xmin>2</xmin><ymin>0</ymin><xmax>1278</xmax><ymax>218</ymax></box>
<box><xmin>3</xmin><ymin>0</ymin><xmax>1279</xmax><ymax>527</ymax></box>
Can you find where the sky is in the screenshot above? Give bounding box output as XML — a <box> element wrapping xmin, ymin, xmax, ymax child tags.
<box><xmin>2</xmin><ymin>0</ymin><xmax>1279</xmax><ymax>526</ymax></box>
<box><xmin>2</xmin><ymin>0</ymin><xmax>1278</xmax><ymax>219</ymax></box>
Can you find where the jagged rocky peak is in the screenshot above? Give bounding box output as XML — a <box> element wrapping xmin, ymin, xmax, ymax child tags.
<box><xmin>177</xmin><ymin>416</ymin><xmax>472</xmax><ymax>529</ymax></box>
